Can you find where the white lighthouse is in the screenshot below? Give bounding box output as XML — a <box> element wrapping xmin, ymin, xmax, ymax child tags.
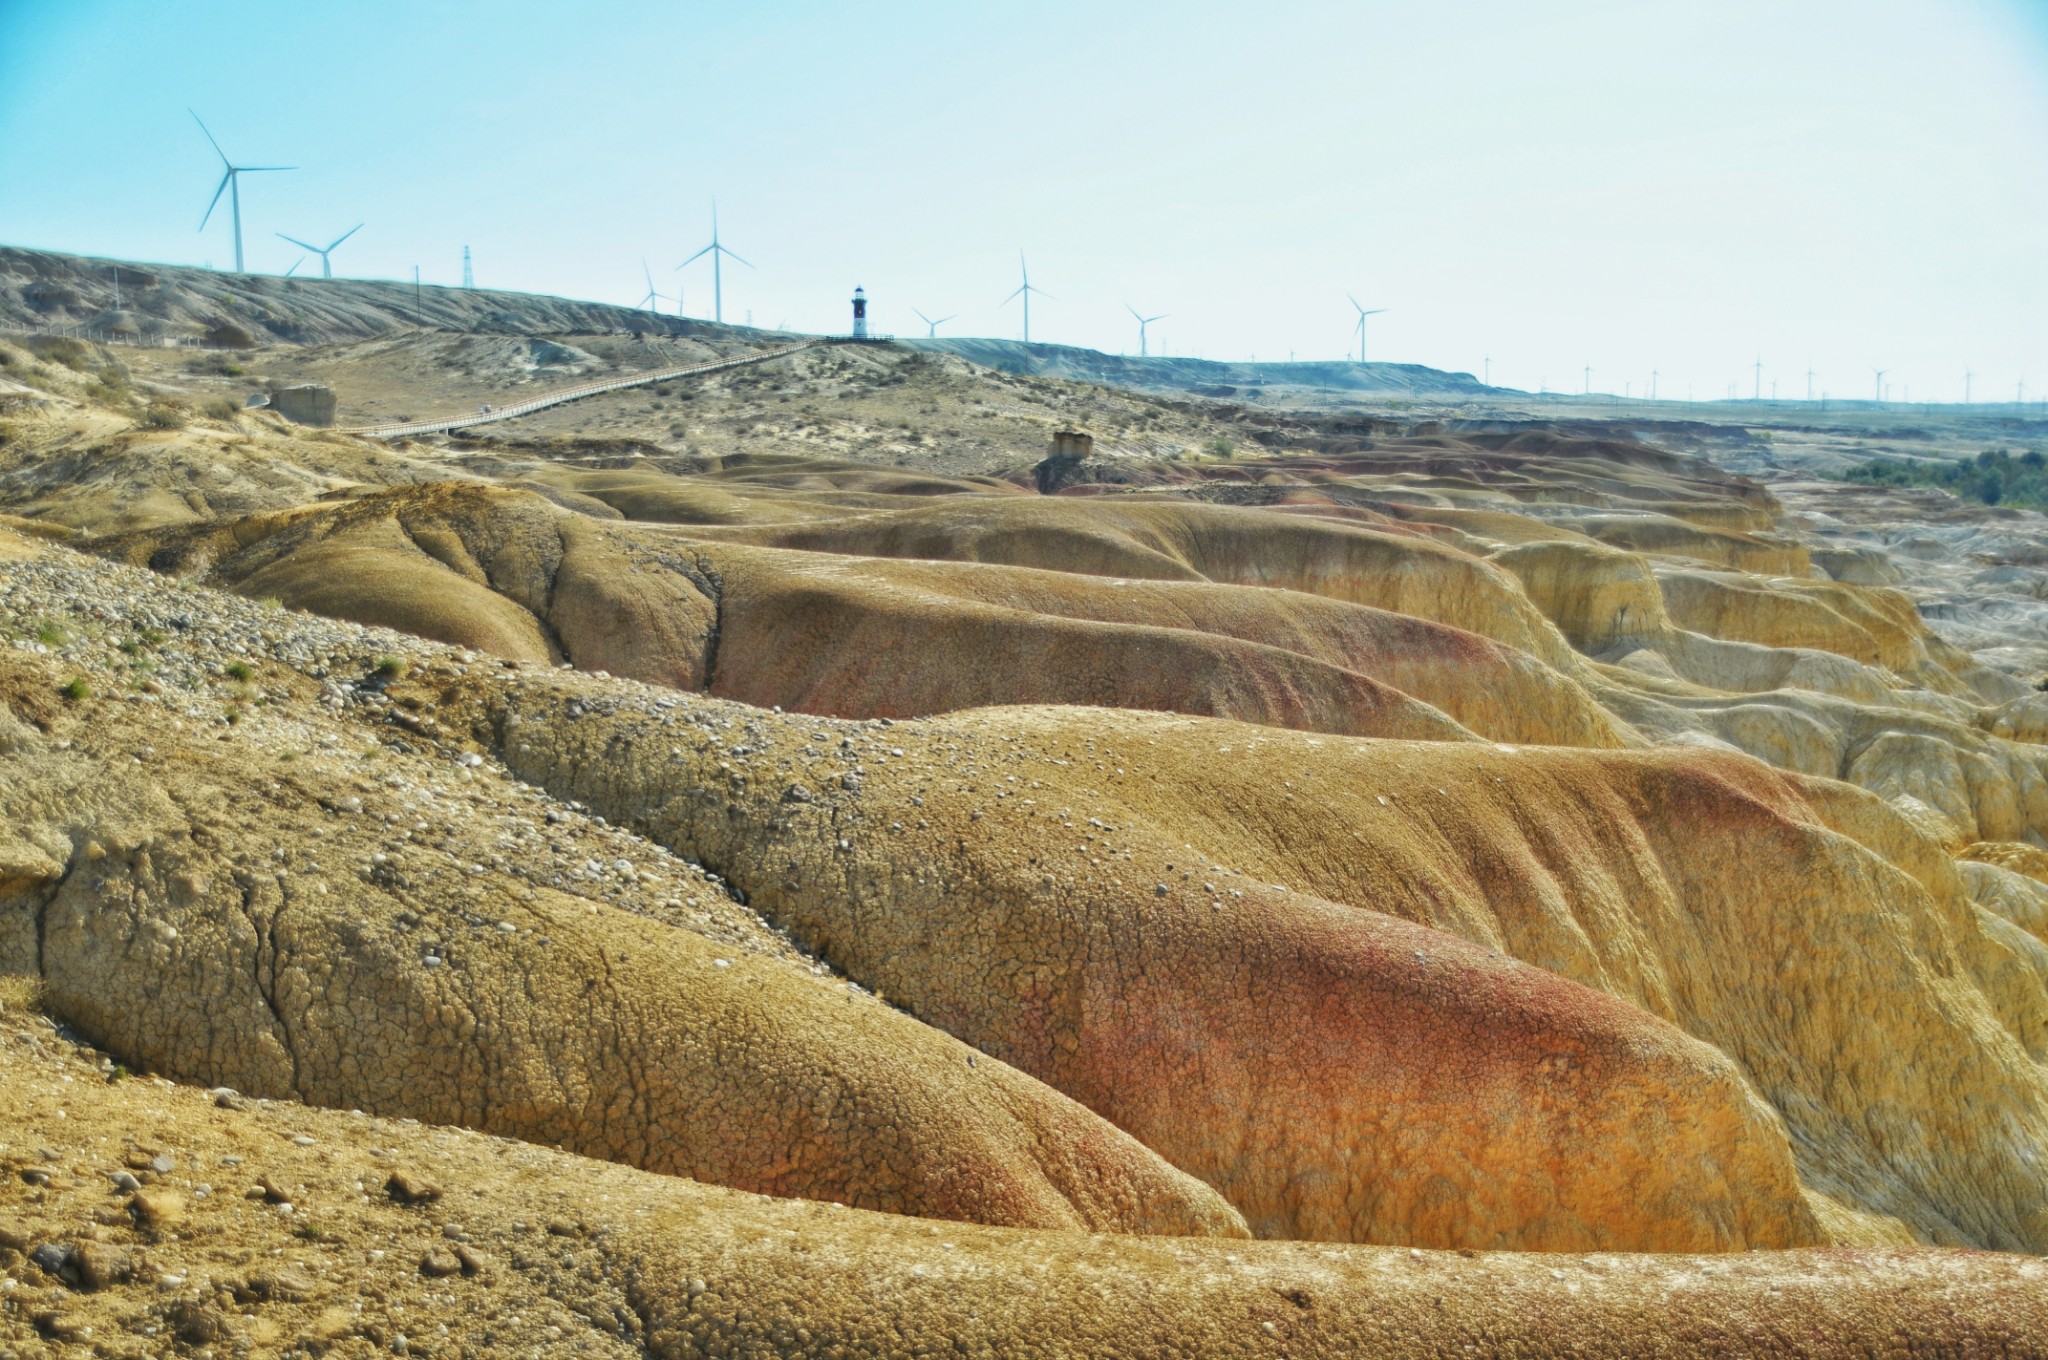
<box><xmin>851</xmin><ymin>285</ymin><xmax>868</xmax><ymax>340</ymax></box>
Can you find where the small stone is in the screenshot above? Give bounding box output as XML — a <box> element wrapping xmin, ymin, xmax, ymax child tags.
<box><xmin>27</xmin><ymin>1242</ymin><xmax>72</xmax><ymax>1278</ymax></box>
<box><xmin>70</xmin><ymin>1241</ymin><xmax>133</xmax><ymax>1291</ymax></box>
<box><xmin>33</xmin><ymin>1312</ymin><xmax>89</xmax><ymax>1342</ymax></box>
<box><xmin>385</xmin><ymin>1170</ymin><xmax>443</xmax><ymax>1204</ymax></box>
<box><xmin>255</xmin><ymin>1267</ymin><xmax>317</xmax><ymax>1302</ymax></box>
<box><xmin>110</xmin><ymin>1171</ymin><xmax>141</xmax><ymax>1192</ymax></box>
<box><xmin>782</xmin><ymin>783</ymin><xmax>814</xmax><ymax>803</ymax></box>
<box><xmin>167</xmin><ymin>1299</ymin><xmax>226</xmax><ymax>1344</ymax></box>
<box><xmin>148</xmin><ymin>1152</ymin><xmax>175</xmax><ymax>1174</ymax></box>
<box><xmin>453</xmin><ymin>1245</ymin><xmax>488</xmax><ymax>1276</ymax></box>
<box><xmin>1155</xmin><ymin>884</ymin><xmax>1169</xmax><ymax>895</ymax></box>
<box><xmin>392</xmin><ymin>1334</ymin><xmax>410</xmax><ymax>1355</ymax></box>
<box><xmin>419</xmin><ymin>1247</ymin><xmax>462</xmax><ymax>1278</ymax></box>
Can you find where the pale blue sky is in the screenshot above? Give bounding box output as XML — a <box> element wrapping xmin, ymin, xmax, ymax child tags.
<box><xmin>2</xmin><ymin>0</ymin><xmax>2044</xmax><ymax>401</ymax></box>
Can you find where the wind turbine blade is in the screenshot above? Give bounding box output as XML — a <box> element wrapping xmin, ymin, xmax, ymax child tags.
<box><xmin>913</xmin><ymin>309</ymin><xmax>933</xmax><ymax>325</ymax></box>
<box><xmin>1127</xmin><ymin>303</ymin><xmax>1142</xmax><ymax>321</ymax></box>
<box><xmin>1001</xmin><ymin>286</ymin><xmax>1025</xmax><ymax>305</ymax></box>
<box><xmin>1148</xmin><ymin>313</ymin><xmax>1167</xmax><ymax>323</ymax></box>
<box><xmin>239</xmin><ymin>165</ymin><xmax>295</xmax><ymax>173</ymax></box>
<box><xmin>1348</xmin><ymin>293</ymin><xmax>1364</xmax><ymax>314</ymax></box>
<box><xmin>1362</xmin><ymin>308</ymin><xmax>1388</xmax><ymax>317</ymax></box>
<box><xmin>723</xmin><ymin>248</ymin><xmax>755</xmax><ymax>270</ymax></box>
<box><xmin>678</xmin><ymin>245</ymin><xmax>714</xmax><ymax>268</ymax></box>
<box><xmin>643</xmin><ymin>258</ymin><xmax>655</xmax><ymax>290</ymax></box>
<box><xmin>936</xmin><ymin>315</ymin><xmax>956</xmax><ymax>325</ymax></box>
<box><xmin>329</xmin><ymin>224</ymin><xmax>362</xmax><ymax>250</ymax></box>
<box><xmin>277</xmin><ymin>233</ymin><xmax>319</xmax><ymax>252</ymax></box>
<box><xmin>284</xmin><ymin>257</ymin><xmax>304</xmax><ymax>277</ymax></box>
<box><xmin>200</xmin><ymin>171</ymin><xmax>232</xmax><ymax>229</ymax></box>
<box><xmin>189</xmin><ymin>109</ymin><xmax>229</xmax><ymax>165</ymax></box>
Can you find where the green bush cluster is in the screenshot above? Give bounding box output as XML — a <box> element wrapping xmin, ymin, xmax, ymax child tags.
<box><xmin>1841</xmin><ymin>448</ymin><xmax>2048</xmax><ymax>510</ymax></box>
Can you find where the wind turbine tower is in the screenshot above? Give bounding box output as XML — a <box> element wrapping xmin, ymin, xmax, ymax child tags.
<box><xmin>1347</xmin><ymin>296</ymin><xmax>1387</xmax><ymax>362</ymax></box>
<box><xmin>274</xmin><ymin>224</ymin><xmax>362</xmax><ymax>280</ymax></box>
<box><xmin>191</xmin><ymin>110</ymin><xmax>293</xmax><ymax>274</ymax></box>
<box><xmin>1873</xmin><ymin>368</ymin><xmax>1888</xmax><ymax>403</ymax></box>
<box><xmin>678</xmin><ymin>203</ymin><xmax>753</xmax><ymax>325</ymax></box>
<box><xmin>1651</xmin><ymin>369</ymin><xmax>1660</xmax><ymax>400</ymax></box>
<box><xmin>1126</xmin><ymin>304</ymin><xmax>1167</xmax><ymax>357</ymax></box>
<box><xmin>911</xmin><ymin>308</ymin><xmax>956</xmax><ymax>338</ymax></box>
<box><xmin>462</xmin><ymin>246</ymin><xmax>474</xmax><ymax>290</ymax></box>
<box><xmin>1003</xmin><ymin>253</ymin><xmax>1051</xmax><ymax>343</ymax></box>
<box><xmin>1806</xmin><ymin>367</ymin><xmax>1816</xmax><ymax>402</ymax></box>
<box><xmin>1753</xmin><ymin>357</ymin><xmax>1763</xmax><ymax>401</ymax></box>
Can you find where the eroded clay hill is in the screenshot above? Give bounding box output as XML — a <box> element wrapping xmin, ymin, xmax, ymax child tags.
<box><xmin>9</xmin><ymin>315</ymin><xmax>2048</xmax><ymax>1350</ymax></box>
<box><xmin>6</xmin><ymin>530</ymin><xmax>2048</xmax><ymax>1355</ymax></box>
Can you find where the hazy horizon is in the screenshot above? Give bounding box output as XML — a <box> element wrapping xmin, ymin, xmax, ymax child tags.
<box><xmin>2</xmin><ymin>0</ymin><xmax>2043</xmax><ymax>403</ymax></box>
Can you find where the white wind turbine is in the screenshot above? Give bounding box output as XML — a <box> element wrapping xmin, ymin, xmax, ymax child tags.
<box><xmin>1002</xmin><ymin>253</ymin><xmax>1052</xmax><ymax>343</ymax></box>
<box><xmin>191</xmin><ymin>110</ymin><xmax>293</xmax><ymax>274</ymax></box>
<box><xmin>1347</xmin><ymin>295</ymin><xmax>1388</xmax><ymax>362</ymax></box>
<box><xmin>637</xmin><ymin>259</ymin><xmax>676</xmax><ymax>314</ymax></box>
<box><xmin>275</xmin><ymin>224</ymin><xmax>362</xmax><ymax>279</ymax></box>
<box><xmin>912</xmin><ymin>308</ymin><xmax>956</xmax><ymax>338</ymax></box>
<box><xmin>677</xmin><ymin>202</ymin><xmax>752</xmax><ymax>324</ymax></box>
<box><xmin>1126</xmin><ymin>304</ymin><xmax>1167</xmax><ymax>357</ymax></box>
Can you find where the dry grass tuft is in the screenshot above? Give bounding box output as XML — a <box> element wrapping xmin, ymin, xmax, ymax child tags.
<box><xmin>0</xmin><ymin>974</ymin><xmax>47</xmax><ymax>1014</ymax></box>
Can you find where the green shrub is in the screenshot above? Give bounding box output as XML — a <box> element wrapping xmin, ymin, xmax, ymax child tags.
<box><xmin>225</xmin><ymin>661</ymin><xmax>253</xmax><ymax>681</ymax></box>
<box><xmin>58</xmin><ymin>677</ymin><xmax>90</xmax><ymax>701</ymax></box>
<box><xmin>137</xmin><ymin>403</ymin><xmax>188</xmax><ymax>430</ymax></box>
<box><xmin>374</xmin><ymin>656</ymin><xmax>407</xmax><ymax>680</ymax></box>
<box><xmin>27</xmin><ymin>335</ymin><xmax>91</xmax><ymax>370</ymax></box>
<box><xmin>1841</xmin><ymin>448</ymin><xmax>2048</xmax><ymax>511</ymax></box>
<box><xmin>201</xmin><ymin>397</ymin><xmax>241</xmax><ymax>421</ymax></box>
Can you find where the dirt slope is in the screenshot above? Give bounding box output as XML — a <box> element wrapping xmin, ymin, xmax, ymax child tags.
<box><xmin>8</xmin><ymin>1000</ymin><xmax>2043</xmax><ymax>1359</ymax></box>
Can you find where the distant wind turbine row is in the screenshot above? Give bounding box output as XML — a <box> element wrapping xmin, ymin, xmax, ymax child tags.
<box><xmin>179</xmin><ymin>126</ymin><xmax>2012</xmax><ymax>400</ymax></box>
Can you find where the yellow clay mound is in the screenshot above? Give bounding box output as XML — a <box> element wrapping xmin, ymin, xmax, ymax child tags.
<box><xmin>455</xmin><ymin>668</ymin><xmax>2048</xmax><ymax>1254</ymax></box>
<box><xmin>94</xmin><ymin>484</ymin><xmax>1636</xmax><ymax>747</ymax></box>
<box><xmin>700</xmin><ymin>542</ymin><xmax>1633</xmax><ymax>747</ymax></box>
<box><xmin>0</xmin><ymin>649</ymin><xmax>1240</xmax><ymax>1237</ymax></box>
<box><xmin>5</xmin><ymin>1008</ymin><xmax>2042</xmax><ymax>1357</ymax></box>
<box><xmin>699</xmin><ymin>496</ymin><xmax>1583</xmax><ymax>668</ymax></box>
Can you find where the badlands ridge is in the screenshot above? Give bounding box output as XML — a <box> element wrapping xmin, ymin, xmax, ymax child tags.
<box><xmin>3</xmin><ymin>255</ymin><xmax>2048</xmax><ymax>1354</ymax></box>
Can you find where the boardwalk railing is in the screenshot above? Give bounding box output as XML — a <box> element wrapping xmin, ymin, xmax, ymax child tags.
<box><xmin>341</xmin><ymin>341</ymin><xmax>820</xmax><ymax>439</ymax></box>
